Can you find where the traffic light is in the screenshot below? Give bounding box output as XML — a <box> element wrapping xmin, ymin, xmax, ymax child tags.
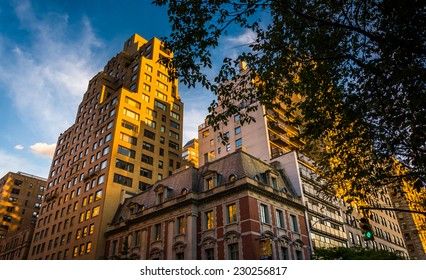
<box><xmin>359</xmin><ymin>216</ymin><xmax>374</xmax><ymax>241</ymax></box>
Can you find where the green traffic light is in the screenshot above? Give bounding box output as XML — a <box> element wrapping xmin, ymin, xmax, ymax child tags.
<box><xmin>364</xmin><ymin>231</ymin><xmax>372</xmax><ymax>239</ymax></box>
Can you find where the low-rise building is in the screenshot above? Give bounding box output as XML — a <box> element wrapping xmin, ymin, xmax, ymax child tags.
<box><xmin>105</xmin><ymin>149</ymin><xmax>309</xmax><ymax>260</ymax></box>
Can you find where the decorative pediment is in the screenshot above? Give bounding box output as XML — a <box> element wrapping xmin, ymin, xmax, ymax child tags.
<box><xmin>149</xmin><ymin>248</ymin><xmax>163</xmax><ymax>260</ymax></box>
<box><xmin>172</xmin><ymin>241</ymin><xmax>186</xmax><ymax>253</ymax></box>
<box><xmin>224</xmin><ymin>230</ymin><xmax>241</xmax><ymax>244</ymax></box>
<box><xmin>200</xmin><ymin>237</ymin><xmax>217</xmax><ymax>249</ymax></box>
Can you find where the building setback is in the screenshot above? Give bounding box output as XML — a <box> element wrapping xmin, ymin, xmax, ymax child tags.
<box><xmin>105</xmin><ymin>149</ymin><xmax>309</xmax><ymax>260</ymax></box>
<box><xmin>29</xmin><ymin>34</ymin><xmax>184</xmax><ymax>260</ymax></box>
<box><xmin>0</xmin><ymin>171</ymin><xmax>46</xmax><ymax>259</ymax></box>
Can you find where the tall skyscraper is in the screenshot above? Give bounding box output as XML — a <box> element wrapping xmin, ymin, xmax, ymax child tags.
<box><xmin>29</xmin><ymin>34</ymin><xmax>184</xmax><ymax>260</ymax></box>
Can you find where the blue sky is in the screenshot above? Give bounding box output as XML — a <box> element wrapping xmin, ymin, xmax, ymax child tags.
<box><xmin>0</xmin><ymin>0</ymin><xmax>256</xmax><ymax>178</ymax></box>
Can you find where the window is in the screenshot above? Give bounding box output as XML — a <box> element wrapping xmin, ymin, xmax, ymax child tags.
<box><xmin>177</xmin><ymin>216</ymin><xmax>185</xmax><ymax>234</ymax></box>
<box><xmin>92</xmin><ymin>206</ymin><xmax>100</xmax><ymax>217</ymax></box>
<box><xmin>276</xmin><ymin>210</ymin><xmax>285</xmax><ymax>228</ymax></box>
<box><xmin>281</xmin><ymin>247</ymin><xmax>289</xmax><ymax>260</ymax></box>
<box><xmin>98</xmin><ymin>175</ymin><xmax>105</xmax><ymax>185</ymax></box>
<box><xmin>260</xmin><ymin>204</ymin><xmax>270</xmax><ymax>224</ymax></box>
<box><xmin>102</xmin><ymin>146</ymin><xmax>109</xmax><ymax>156</ymax></box>
<box><xmin>142</xmin><ymin>142</ymin><xmax>155</xmax><ymax>152</ymax></box>
<box><xmin>234</xmin><ymin>114</ymin><xmax>240</xmax><ymax>122</ymax></box>
<box><xmin>228</xmin><ymin>243</ymin><xmax>239</xmax><ymax>260</ymax></box>
<box><xmin>206</xmin><ymin>177</ymin><xmax>213</xmax><ymax>190</ymax></box>
<box><xmin>113</xmin><ymin>174</ymin><xmax>133</xmax><ymax>187</ymax></box>
<box><xmin>290</xmin><ymin>214</ymin><xmax>299</xmax><ymax>232</ymax></box>
<box><xmin>141</xmin><ymin>154</ymin><xmax>154</xmax><ymax>165</ymax></box>
<box><xmin>76</xmin><ymin>229</ymin><xmax>82</xmax><ymax>240</ymax></box>
<box><xmin>89</xmin><ymin>224</ymin><xmax>94</xmax><ymax>235</ymax></box>
<box><xmin>154</xmin><ymin>223</ymin><xmax>161</xmax><ymax>241</ymax></box>
<box><xmin>235</xmin><ymin>138</ymin><xmax>242</xmax><ymax>148</ymax></box>
<box><xmin>234</xmin><ymin>126</ymin><xmax>241</xmax><ymax>135</ymax></box>
<box><xmin>144</xmin><ymin>129</ymin><xmax>156</xmax><ymax>140</ymax></box>
<box><xmin>170</xmin><ymin>111</ymin><xmax>180</xmax><ymax>120</ymax></box>
<box><xmin>205</xmin><ymin>210</ymin><xmax>214</xmax><ymax>230</ymax></box>
<box><xmin>95</xmin><ymin>190</ymin><xmax>102</xmax><ymax>201</ymax></box>
<box><xmin>115</xmin><ymin>159</ymin><xmax>134</xmax><ymax>173</ymax></box>
<box><xmin>169</xmin><ymin>130</ymin><xmax>179</xmax><ymax>140</ymax></box>
<box><xmin>154</xmin><ymin>100</ymin><xmax>167</xmax><ymax>111</ymax></box>
<box><xmin>142</xmin><ymin>93</ymin><xmax>150</xmax><ymax>102</ymax></box>
<box><xmin>156</xmin><ymin>90</ymin><xmax>168</xmax><ymax>100</ymax></box>
<box><xmin>86</xmin><ymin>242</ymin><xmax>92</xmax><ymax>254</ymax></box>
<box><xmin>73</xmin><ymin>246</ymin><xmax>78</xmax><ymax>257</ymax></box>
<box><xmin>205</xmin><ymin>248</ymin><xmax>214</xmax><ymax>260</ymax></box>
<box><xmin>170</xmin><ymin>120</ymin><xmax>180</xmax><ymax>130</ymax></box>
<box><xmin>100</xmin><ymin>160</ymin><xmax>107</xmax><ymax>170</ymax></box>
<box><xmin>11</xmin><ymin>188</ymin><xmax>20</xmax><ymax>194</ymax></box>
<box><xmin>227</xmin><ymin>204</ymin><xmax>237</xmax><ymax>224</ymax></box>
<box><xmin>122</xmin><ymin>120</ymin><xmax>138</xmax><ymax>132</ymax></box>
<box><xmin>117</xmin><ymin>145</ymin><xmax>136</xmax><ymax>158</ymax></box>
<box><xmin>143</xmin><ymin>83</ymin><xmax>151</xmax><ymax>92</ymax></box>
<box><xmin>120</xmin><ymin>132</ymin><xmax>137</xmax><ymax>145</ymax></box>
<box><xmin>271</xmin><ymin>177</ymin><xmax>278</xmax><ymax>189</ymax></box>
<box><xmin>145</xmin><ymin>118</ymin><xmax>156</xmax><ymax>128</ymax></box>
<box><xmin>169</xmin><ymin>141</ymin><xmax>179</xmax><ymax>150</ymax></box>
<box><xmin>125</xmin><ymin>96</ymin><xmax>141</xmax><ymax>109</ymax></box>
<box><xmin>176</xmin><ymin>252</ymin><xmax>184</xmax><ymax>260</ymax></box>
<box><xmin>123</xmin><ymin>108</ymin><xmax>140</xmax><ymax>121</ymax></box>
<box><xmin>140</xmin><ymin>167</ymin><xmax>153</xmax><ymax>179</ymax></box>
<box><xmin>295</xmin><ymin>250</ymin><xmax>303</xmax><ymax>260</ymax></box>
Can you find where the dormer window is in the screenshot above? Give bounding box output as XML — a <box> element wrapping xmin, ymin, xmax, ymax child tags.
<box><xmin>229</xmin><ymin>174</ymin><xmax>237</xmax><ymax>182</ymax></box>
<box><xmin>271</xmin><ymin>177</ymin><xmax>278</xmax><ymax>189</ymax></box>
<box><xmin>206</xmin><ymin>178</ymin><xmax>213</xmax><ymax>190</ymax></box>
<box><xmin>202</xmin><ymin>170</ymin><xmax>219</xmax><ymax>191</ymax></box>
<box><xmin>157</xmin><ymin>192</ymin><xmax>163</xmax><ymax>205</ymax></box>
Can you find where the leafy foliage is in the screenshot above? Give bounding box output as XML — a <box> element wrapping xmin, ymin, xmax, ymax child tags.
<box><xmin>312</xmin><ymin>246</ymin><xmax>406</xmax><ymax>260</ymax></box>
<box><xmin>153</xmin><ymin>0</ymin><xmax>425</xmax><ymax>202</ymax></box>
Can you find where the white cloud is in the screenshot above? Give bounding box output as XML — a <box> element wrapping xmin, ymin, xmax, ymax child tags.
<box><xmin>0</xmin><ymin>0</ymin><xmax>104</xmax><ymax>141</ymax></box>
<box><xmin>14</xmin><ymin>144</ymin><xmax>24</xmax><ymax>150</ymax></box>
<box><xmin>29</xmin><ymin>142</ymin><xmax>56</xmax><ymax>158</ymax></box>
<box><xmin>225</xmin><ymin>29</ymin><xmax>257</xmax><ymax>46</ymax></box>
<box><xmin>0</xmin><ymin>149</ymin><xmax>49</xmax><ymax>178</ymax></box>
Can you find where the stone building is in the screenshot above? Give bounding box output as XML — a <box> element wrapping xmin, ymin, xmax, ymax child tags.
<box><xmin>105</xmin><ymin>149</ymin><xmax>309</xmax><ymax>260</ymax></box>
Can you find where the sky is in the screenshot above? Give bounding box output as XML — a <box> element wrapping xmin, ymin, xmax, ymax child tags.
<box><xmin>0</xmin><ymin>0</ymin><xmax>257</xmax><ymax>178</ymax></box>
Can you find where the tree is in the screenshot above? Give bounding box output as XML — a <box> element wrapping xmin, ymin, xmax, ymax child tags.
<box><xmin>153</xmin><ymin>0</ymin><xmax>425</xmax><ymax>202</ymax></box>
<box><xmin>312</xmin><ymin>246</ymin><xmax>406</xmax><ymax>260</ymax></box>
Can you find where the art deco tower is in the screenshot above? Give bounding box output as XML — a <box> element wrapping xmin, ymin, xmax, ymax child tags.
<box><xmin>29</xmin><ymin>34</ymin><xmax>184</xmax><ymax>259</ymax></box>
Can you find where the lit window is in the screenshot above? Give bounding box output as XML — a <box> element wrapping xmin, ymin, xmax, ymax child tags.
<box><xmin>92</xmin><ymin>206</ymin><xmax>100</xmax><ymax>217</ymax></box>
<box><xmin>154</xmin><ymin>223</ymin><xmax>161</xmax><ymax>241</ymax></box>
<box><xmin>227</xmin><ymin>204</ymin><xmax>237</xmax><ymax>224</ymax></box>
<box><xmin>205</xmin><ymin>210</ymin><xmax>214</xmax><ymax>230</ymax></box>
<box><xmin>177</xmin><ymin>216</ymin><xmax>185</xmax><ymax>234</ymax></box>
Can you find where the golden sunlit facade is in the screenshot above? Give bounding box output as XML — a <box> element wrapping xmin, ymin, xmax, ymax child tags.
<box><xmin>391</xmin><ymin>180</ymin><xmax>426</xmax><ymax>259</ymax></box>
<box><xmin>182</xmin><ymin>138</ymin><xmax>199</xmax><ymax>168</ymax></box>
<box><xmin>28</xmin><ymin>34</ymin><xmax>184</xmax><ymax>260</ymax></box>
<box><xmin>0</xmin><ymin>171</ymin><xmax>46</xmax><ymax>259</ymax></box>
